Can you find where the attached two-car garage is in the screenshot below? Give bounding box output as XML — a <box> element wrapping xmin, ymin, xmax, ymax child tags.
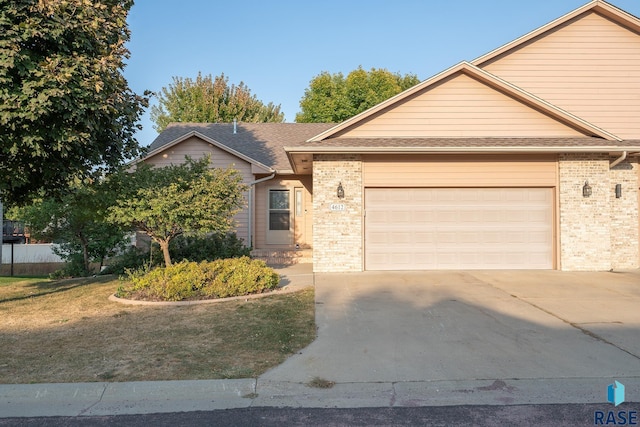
<box><xmin>364</xmin><ymin>188</ymin><xmax>554</xmax><ymax>270</ymax></box>
<box><xmin>362</xmin><ymin>154</ymin><xmax>557</xmax><ymax>271</ymax></box>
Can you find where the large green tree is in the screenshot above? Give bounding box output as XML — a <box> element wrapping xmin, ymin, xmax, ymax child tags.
<box><xmin>296</xmin><ymin>67</ymin><xmax>420</xmax><ymax>123</ymax></box>
<box><xmin>0</xmin><ymin>0</ymin><xmax>148</xmax><ymax>205</ymax></box>
<box><xmin>108</xmin><ymin>158</ymin><xmax>248</xmax><ymax>267</ymax></box>
<box><xmin>150</xmin><ymin>72</ymin><xmax>284</xmax><ymax>132</ymax></box>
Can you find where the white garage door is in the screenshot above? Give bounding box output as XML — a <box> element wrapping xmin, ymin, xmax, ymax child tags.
<box><xmin>365</xmin><ymin>188</ymin><xmax>554</xmax><ymax>270</ymax></box>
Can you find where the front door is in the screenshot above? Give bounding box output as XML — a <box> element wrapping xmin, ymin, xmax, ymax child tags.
<box><xmin>266</xmin><ymin>188</ymin><xmax>292</xmax><ymax>245</ymax></box>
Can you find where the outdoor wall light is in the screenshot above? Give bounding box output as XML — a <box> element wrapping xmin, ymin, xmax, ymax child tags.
<box><xmin>582</xmin><ymin>181</ymin><xmax>592</xmax><ymax>198</ymax></box>
<box><xmin>615</xmin><ymin>183</ymin><xmax>622</xmax><ymax>199</ymax></box>
<box><xmin>337</xmin><ymin>182</ymin><xmax>345</xmax><ymax>199</ymax></box>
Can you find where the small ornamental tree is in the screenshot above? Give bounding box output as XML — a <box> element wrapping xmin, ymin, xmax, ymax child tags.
<box><xmin>14</xmin><ymin>181</ymin><xmax>128</xmax><ymax>275</ymax></box>
<box><xmin>108</xmin><ymin>158</ymin><xmax>248</xmax><ymax>267</ymax></box>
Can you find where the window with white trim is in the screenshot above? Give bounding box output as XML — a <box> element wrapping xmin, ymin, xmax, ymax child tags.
<box><xmin>269</xmin><ymin>189</ymin><xmax>290</xmax><ymax>231</ymax></box>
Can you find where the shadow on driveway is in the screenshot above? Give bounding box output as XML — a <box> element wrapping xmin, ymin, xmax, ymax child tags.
<box><xmin>260</xmin><ymin>270</ymin><xmax>640</xmax><ymax>387</ymax></box>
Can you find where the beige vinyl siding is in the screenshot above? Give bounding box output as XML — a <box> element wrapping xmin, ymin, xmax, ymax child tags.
<box><xmin>337</xmin><ymin>73</ymin><xmax>586</xmax><ymax>138</ymax></box>
<box><xmin>363</xmin><ymin>154</ymin><xmax>558</xmax><ymax>187</ymax></box>
<box><xmin>144</xmin><ymin>136</ymin><xmax>253</xmax><ymax>245</ymax></box>
<box><xmin>480</xmin><ymin>11</ymin><xmax>640</xmax><ymax>139</ymax></box>
<box><xmin>254</xmin><ymin>176</ymin><xmax>313</xmax><ymax>249</ymax></box>
<box><xmin>144</xmin><ymin>136</ymin><xmax>251</xmax><ymax>170</ymax></box>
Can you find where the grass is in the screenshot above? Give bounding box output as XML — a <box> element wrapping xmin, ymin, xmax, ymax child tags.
<box><xmin>0</xmin><ymin>275</ymin><xmax>316</xmax><ymax>384</ymax></box>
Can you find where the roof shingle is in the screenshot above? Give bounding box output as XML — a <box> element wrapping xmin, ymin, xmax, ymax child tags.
<box><xmin>147</xmin><ymin>122</ymin><xmax>334</xmax><ymax>170</ymax></box>
<box><xmin>288</xmin><ymin>137</ymin><xmax>640</xmax><ymax>150</ymax></box>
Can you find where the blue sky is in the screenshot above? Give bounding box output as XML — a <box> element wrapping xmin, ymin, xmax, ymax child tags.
<box><xmin>124</xmin><ymin>0</ymin><xmax>640</xmax><ymax>147</ymax></box>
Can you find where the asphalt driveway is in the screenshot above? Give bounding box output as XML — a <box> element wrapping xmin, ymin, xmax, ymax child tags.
<box><xmin>260</xmin><ymin>269</ymin><xmax>640</xmax><ymax>404</ymax></box>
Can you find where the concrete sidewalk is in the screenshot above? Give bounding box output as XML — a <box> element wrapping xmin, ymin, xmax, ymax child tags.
<box><xmin>3</xmin><ymin>377</ymin><xmax>640</xmax><ymax>417</ymax></box>
<box><xmin>1</xmin><ymin>267</ymin><xmax>639</xmax><ymax>417</ymax></box>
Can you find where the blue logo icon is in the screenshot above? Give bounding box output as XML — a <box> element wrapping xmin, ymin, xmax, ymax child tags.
<box><xmin>608</xmin><ymin>381</ymin><xmax>625</xmax><ymax>407</ymax></box>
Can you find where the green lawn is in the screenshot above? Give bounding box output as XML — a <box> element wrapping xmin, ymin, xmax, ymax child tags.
<box><xmin>0</xmin><ymin>275</ymin><xmax>316</xmax><ymax>383</ymax></box>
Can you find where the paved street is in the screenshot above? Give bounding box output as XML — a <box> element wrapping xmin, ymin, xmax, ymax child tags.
<box><xmin>3</xmin><ymin>403</ymin><xmax>639</xmax><ymax>426</ymax></box>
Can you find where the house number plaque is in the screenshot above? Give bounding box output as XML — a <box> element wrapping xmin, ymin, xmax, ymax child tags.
<box><xmin>330</xmin><ymin>203</ymin><xmax>346</xmax><ymax>212</ymax></box>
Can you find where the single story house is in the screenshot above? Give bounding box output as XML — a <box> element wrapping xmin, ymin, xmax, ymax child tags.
<box><xmin>140</xmin><ymin>0</ymin><xmax>640</xmax><ymax>272</ymax></box>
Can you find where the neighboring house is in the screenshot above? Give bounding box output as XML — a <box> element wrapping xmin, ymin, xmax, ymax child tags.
<box><xmin>141</xmin><ymin>0</ymin><xmax>640</xmax><ymax>272</ymax></box>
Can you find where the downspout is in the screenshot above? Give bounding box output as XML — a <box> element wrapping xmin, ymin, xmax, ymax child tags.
<box><xmin>610</xmin><ymin>151</ymin><xmax>627</xmax><ymax>169</ymax></box>
<box><xmin>248</xmin><ymin>172</ymin><xmax>276</xmax><ymax>248</ymax></box>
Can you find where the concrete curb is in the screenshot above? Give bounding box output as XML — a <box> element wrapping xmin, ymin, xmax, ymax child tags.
<box><xmin>2</xmin><ymin>377</ymin><xmax>638</xmax><ymax>417</ymax></box>
<box><xmin>0</xmin><ymin>379</ymin><xmax>256</xmax><ymax>417</ymax></box>
<box><xmin>108</xmin><ymin>283</ymin><xmax>311</xmax><ymax>306</ymax></box>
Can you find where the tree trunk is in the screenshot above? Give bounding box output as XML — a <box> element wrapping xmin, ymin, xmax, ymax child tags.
<box><xmin>79</xmin><ymin>234</ymin><xmax>90</xmax><ymax>274</ymax></box>
<box><xmin>159</xmin><ymin>239</ymin><xmax>172</xmax><ymax>267</ymax></box>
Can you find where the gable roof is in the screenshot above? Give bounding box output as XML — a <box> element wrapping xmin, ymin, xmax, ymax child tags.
<box><xmin>307</xmin><ymin>62</ymin><xmax>621</xmax><ymax>142</ymax></box>
<box><xmin>306</xmin><ymin>1</ymin><xmax>640</xmax><ymax>144</ymax></box>
<box><xmin>142</xmin><ymin>122</ymin><xmax>334</xmax><ymax>173</ymax></box>
<box><xmin>141</xmin><ymin>1</ymin><xmax>640</xmax><ymax>177</ymax></box>
<box><xmin>472</xmin><ymin>0</ymin><xmax>640</xmax><ymax>68</ymax></box>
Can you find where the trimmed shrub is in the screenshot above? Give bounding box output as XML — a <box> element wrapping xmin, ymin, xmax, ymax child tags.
<box><xmin>123</xmin><ymin>262</ymin><xmax>203</xmax><ymax>301</ymax></box>
<box><xmin>117</xmin><ymin>257</ymin><xmax>279</xmax><ymax>301</ymax></box>
<box><xmin>165</xmin><ymin>233</ymin><xmax>250</xmax><ymax>263</ymax></box>
<box><xmin>201</xmin><ymin>257</ymin><xmax>280</xmax><ymax>299</ymax></box>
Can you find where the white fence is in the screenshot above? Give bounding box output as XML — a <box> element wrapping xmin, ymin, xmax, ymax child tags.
<box><xmin>1</xmin><ymin>243</ymin><xmax>64</xmax><ymax>264</ymax></box>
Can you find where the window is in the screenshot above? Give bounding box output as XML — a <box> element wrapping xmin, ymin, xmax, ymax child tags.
<box><xmin>295</xmin><ymin>188</ymin><xmax>303</xmax><ymax>217</ymax></box>
<box><xmin>269</xmin><ymin>189</ymin><xmax>290</xmax><ymax>231</ymax></box>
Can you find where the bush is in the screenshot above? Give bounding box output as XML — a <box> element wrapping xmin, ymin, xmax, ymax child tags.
<box><xmin>117</xmin><ymin>257</ymin><xmax>279</xmax><ymax>302</ymax></box>
<box><xmin>123</xmin><ymin>261</ymin><xmax>206</xmax><ymax>301</ymax></box>
<box><xmin>165</xmin><ymin>233</ymin><xmax>250</xmax><ymax>263</ymax></box>
<box><xmin>104</xmin><ymin>233</ymin><xmax>249</xmax><ymax>276</ymax></box>
<box><xmin>101</xmin><ymin>246</ymin><xmax>151</xmax><ymax>275</ymax></box>
<box><xmin>49</xmin><ymin>253</ymin><xmax>89</xmax><ymax>279</ymax></box>
<box><xmin>201</xmin><ymin>257</ymin><xmax>280</xmax><ymax>299</ymax></box>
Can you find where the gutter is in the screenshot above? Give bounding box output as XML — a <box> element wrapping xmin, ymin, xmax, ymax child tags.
<box><xmin>247</xmin><ymin>172</ymin><xmax>276</xmax><ymax>248</ymax></box>
<box><xmin>610</xmin><ymin>151</ymin><xmax>627</xmax><ymax>169</ymax></box>
<box><xmin>250</xmin><ymin>172</ymin><xmax>277</xmax><ymax>186</ymax></box>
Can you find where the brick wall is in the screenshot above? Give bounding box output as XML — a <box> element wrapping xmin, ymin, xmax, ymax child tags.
<box><xmin>312</xmin><ymin>154</ymin><xmax>363</xmax><ymax>272</ymax></box>
<box><xmin>309</xmin><ymin>153</ymin><xmax>638</xmax><ymax>272</ymax></box>
<box><xmin>559</xmin><ymin>154</ymin><xmax>639</xmax><ymax>270</ymax></box>
<box><xmin>609</xmin><ymin>158</ymin><xmax>639</xmax><ymax>269</ymax></box>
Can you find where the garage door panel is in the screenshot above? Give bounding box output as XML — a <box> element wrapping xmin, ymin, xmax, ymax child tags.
<box><xmin>365</xmin><ymin>188</ymin><xmax>554</xmax><ymax>270</ymax></box>
<box><xmin>367</xmin><ymin>232</ymin><xmax>388</xmax><ymax>244</ymax></box>
<box><xmin>483</xmin><ymin>231</ymin><xmax>503</xmax><ymax>243</ymax></box>
<box><xmin>395</xmin><ymin>211</ymin><xmax>411</xmax><ymax>222</ymax></box>
<box><xmin>529</xmin><ymin>231</ymin><xmax>550</xmax><ymax>243</ymax></box>
<box><xmin>411</xmin><ymin>232</ymin><xmax>434</xmax><ymax>244</ymax></box>
<box><xmin>415</xmin><ymin>213</ymin><xmax>433</xmax><ymax>223</ymax></box>
<box><xmin>391</xmin><ymin>233</ymin><xmax>412</xmax><ymax>244</ymax></box>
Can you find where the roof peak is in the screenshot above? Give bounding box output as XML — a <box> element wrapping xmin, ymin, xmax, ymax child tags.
<box><xmin>472</xmin><ymin>0</ymin><xmax>640</xmax><ymax>67</ymax></box>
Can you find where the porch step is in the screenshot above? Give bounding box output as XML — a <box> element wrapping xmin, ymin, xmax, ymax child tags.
<box><xmin>250</xmin><ymin>249</ymin><xmax>313</xmax><ymax>266</ymax></box>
